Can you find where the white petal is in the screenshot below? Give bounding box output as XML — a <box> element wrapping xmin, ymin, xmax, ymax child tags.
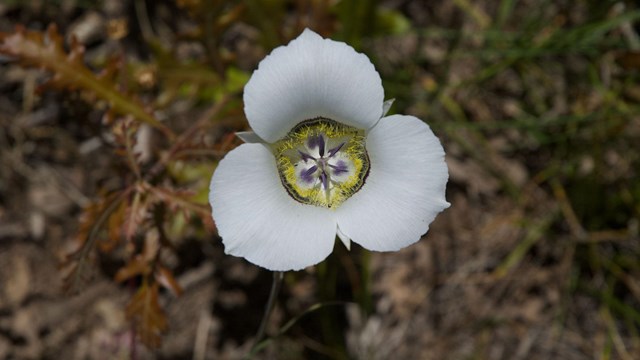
<box><xmin>244</xmin><ymin>29</ymin><xmax>384</xmax><ymax>143</ymax></box>
<box><xmin>210</xmin><ymin>143</ymin><xmax>338</xmax><ymax>271</ymax></box>
<box><xmin>336</xmin><ymin>115</ymin><xmax>450</xmax><ymax>251</ymax></box>
<box><xmin>337</xmin><ymin>226</ymin><xmax>351</xmax><ymax>250</ymax></box>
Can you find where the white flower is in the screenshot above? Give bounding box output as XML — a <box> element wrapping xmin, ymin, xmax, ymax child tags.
<box><xmin>209</xmin><ymin>29</ymin><xmax>450</xmax><ymax>271</ymax></box>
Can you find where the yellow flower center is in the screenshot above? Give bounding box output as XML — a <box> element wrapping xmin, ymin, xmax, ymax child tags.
<box><xmin>272</xmin><ymin>118</ymin><xmax>370</xmax><ymax>208</ymax></box>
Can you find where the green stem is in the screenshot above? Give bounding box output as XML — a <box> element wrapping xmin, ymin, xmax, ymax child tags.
<box><xmin>252</xmin><ymin>271</ymin><xmax>284</xmax><ymax>350</ymax></box>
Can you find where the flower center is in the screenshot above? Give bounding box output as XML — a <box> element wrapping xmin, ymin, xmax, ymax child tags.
<box><xmin>273</xmin><ymin>118</ymin><xmax>370</xmax><ymax>208</ymax></box>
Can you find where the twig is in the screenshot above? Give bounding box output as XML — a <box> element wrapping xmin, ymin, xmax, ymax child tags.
<box><xmin>146</xmin><ymin>96</ymin><xmax>230</xmax><ymax>179</ymax></box>
<box><xmin>193</xmin><ymin>310</ymin><xmax>213</xmax><ymax>360</ymax></box>
<box><xmin>550</xmin><ymin>178</ymin><xmax>588</xmax><ymax>241</ymax></box>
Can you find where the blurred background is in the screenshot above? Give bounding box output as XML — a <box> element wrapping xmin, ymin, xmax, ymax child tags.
<box><xmin>1</xmin><ymin>0</ymin><xmax>639</xmax><ymax>359</ymax></box>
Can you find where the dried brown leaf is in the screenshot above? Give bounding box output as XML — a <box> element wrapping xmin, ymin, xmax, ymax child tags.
<box><xmin>0</xmin><ymin>24</ymin><xmax>173</xmax><ymax>138</ymax></box>
<box><xmin>100</xmin><ymin>198</ymin><xmax>127</xmax><ymax>252</ymax></box>
<box><xmin>115</xmin><ymin>256</ymin><xmax>151</xmax><ymax>283</ymax></box>
<box><xmin>122</xmin><ymin>189</ymin><xmax>149</xmax><ymax>243</ymax></box>
<box><xmin>142</xmin><ymin>229</ymin><xmax>161</xmax><ymax>261</ymax></box>
<box><xmin>62</xmin><ymin>191</ymin><xmax>127</xmax><ymax>294</ymax></box>
<box><xmin>114</xmin><ymin>228</ymin><xmax>161</xmax><ymax>283</ymax></box>
<box><xmin>149</xmin><ymin>186</ymin><xmax>210</xmax><ymax>218</ymax></box>
<box><xmin>126</xmin><ymin>281</ymin><xmax>168</xmax><ymax>349</ymax></box>
<box><xmin>155</xmin><ymin>266</ymin><xmax>183</xmax><ymax>297</ymax></box>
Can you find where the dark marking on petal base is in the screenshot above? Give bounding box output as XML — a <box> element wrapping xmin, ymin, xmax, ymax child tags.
<box><xmin>330</xmin><ymin>160</ymin><xmax>349</xmax><ymax>175</ymax></box>
<box><xmin>299</xmin><ymin>165</ymin><xmax>318</xmax><ymax>184</ymax></box>
<box><xmin>307</xmin><ymin>134</ymin><xmax>325</xmax><ymax>156</ymax></box>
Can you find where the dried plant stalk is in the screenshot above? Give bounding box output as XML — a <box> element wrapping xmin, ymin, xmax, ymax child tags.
<box><xmin>0</xmin><ymin>24</ymin><xmax>174</xmax><ymax>139</ymax></box>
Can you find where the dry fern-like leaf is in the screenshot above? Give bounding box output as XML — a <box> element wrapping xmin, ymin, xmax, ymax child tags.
<box><xmin>115</xmin><ymin>229</ymin><xmax>160</xmax><ymax>283</ymax></box>
<box><xmin>122</xmin><ymin>187</ymin><xmax>152</xmax><ymax>243</ymax></box>
<box><xmin>62</xmin><ymin>190</ymin><xmax>128</xmax><ymax>294</ymax></box>
<box><xmin>149</xmin><ymin>185</ymin><xmax>211</xmax><ymax>220</ymax></box>
<box><xmin>156</xmin><ymin>266</ymin><xmax>184</xmax><ymax>297</ymax></box>
<box><xmin>0</xmin><ymin>24</ymin><xmax>174</xmax><ymax>138</ymax></box>
<box><xmin>115</xmin><ymin>256</ymin><xmax>152</xmax><ymax>283</ymax></box>
<box><xmin>126</xmin><ymin>280</ymin><xmax>168</xmax><ymax>349</ymax></box>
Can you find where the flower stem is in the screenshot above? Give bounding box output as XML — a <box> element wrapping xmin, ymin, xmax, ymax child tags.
<box><xmin>253</xmin><ymin>271</ymin><xmax>284</xmax><ymax>348</ymax></box>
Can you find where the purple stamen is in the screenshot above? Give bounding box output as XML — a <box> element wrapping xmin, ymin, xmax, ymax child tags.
<box><xmin>327</xmin><ymin>142</ymin><xmax>345</xmax><ymax>157</ymax></box>
<box><xmin>299</xmin><ymin>165</ymin><xmax>318</xmax><ymax>184</ymax></box>
<box><xmin>319</xmin><ymin>171</ymin><xmax>329</xmax><ymax>190</ymax></box>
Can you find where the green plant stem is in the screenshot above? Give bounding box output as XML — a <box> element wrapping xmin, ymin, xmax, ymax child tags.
<box><xmin>252</xmin><ymin>271</ymin><xmax>284</xmax><ymax>350</ymax></box>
